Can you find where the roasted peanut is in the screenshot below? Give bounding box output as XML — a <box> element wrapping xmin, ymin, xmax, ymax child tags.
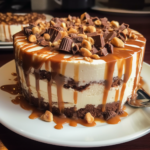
<box><xmin>86</xmin><ymin>26</ymin><xmax>96</xmax><ymax>33</ymax></box>
<box><xmin>80</xmin><ymin>48</ymin><xmax>92</xmax><ymax>57</ymax></box>
<box><xmin>111</xmin><ymin>37</ymin><xmax>124</xmax><ymax>48</ymax></box>
<box><xmin>122</xmin><ymin>29</ymin><xmax>128</xmax><ymax>35</ymax></box>
<box><xmin>94</xmin><ymin>20</ymin><xmax>101</xmax><ymax>26</ymax></box>
<box><xmin>84</xmin><ymin>57</ymin><xmax>93</xmax><ymax>62</ymax></box>
<box><xmin>60</xmin><ymin>31</ymin><xmax>68</xmax><ymax>38</ymax></box>
<box><xmin>68</xmin><ymin>28</ymin><xmax>78</xmax><ymax>34</ymax></box>
<box><xmin>32</xmin><ymin>26</ymin><xmax>41</xmax><ymax>34</ymax></box>
<box><xmin>110</xmin><ymin>21</ymin><xmax>119</xmax><ymax>27</ymax></box>
<box><xmin>28</xmin><ymin>34</ymin><xmax>37</xmax><ymax>43</ymax></box>
<box><xmin>87</xmin><ymin>37</ymin><xmax>94</xmax><ymax>45</ymax></box>
<box><xmin>91</xmin><ymin>54</ymin><xmax>100</xmax><ymax>59</ymax></box>
<box><xmin>84</xmin><ymin>112</ymin><xmax>94</xmax><ymax>124</ymax></box>
<box><xmin>82</xmin><ymin>39</ymin><xmax>92</xmax><ymax>50</ymax></box>
<box><xmin>61</xmin><ymin>22</ymin><xmax>66</xmax><ymax>29</ymax></box>
<box><xmin>78</xmin><ymin>34</ymin><xmax>87</xmax><ymax>39</ymax></box>
<box><xmin>44</xmin><ymin>33</ymin><xmax>50</xmax><ymax>41</ymax></box>
<box><xmin>40</xmin><ymin>110</ymin><xmax>53</xmax><ymax>122</ymax></box>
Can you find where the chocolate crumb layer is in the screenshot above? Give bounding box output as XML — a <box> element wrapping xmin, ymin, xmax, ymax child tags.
<box><xmin>22</xmin><ymin>88</ymin><xmax>123</xmax><ymax>120</ymax></box>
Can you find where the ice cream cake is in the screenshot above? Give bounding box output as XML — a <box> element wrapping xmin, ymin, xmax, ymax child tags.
<box><xmin>13</xmin><ymin>12</ymin><xmax>146</xmax><ymax>122</ymax></box>
<box><xmin>0</xmin><ymin>12</ymin><xmax>46</xmax><ymax>42</ymax></box>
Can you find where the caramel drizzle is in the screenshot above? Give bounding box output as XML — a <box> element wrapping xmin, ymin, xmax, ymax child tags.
<box><xmin>73</xmin><ymin>62</ymin><xmax>80</xmax><ymax>104</ymax></box>
<box><xmin>50</xmin><ymin>54</ymin><xmax>65</xmax><ymax>112</ymax></box>
<box><xmin>8</xmin><ymin>25</ymin><xmax>11</xmax><ymax>41</ymax></box>
<box><xmin>3</xmin><ymin>24</ymin><xmax>6</xmax><ymax>41</ymax></box>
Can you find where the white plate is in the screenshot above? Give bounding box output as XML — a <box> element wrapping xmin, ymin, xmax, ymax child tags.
<box><xmin>92</xmin><ymin>6</ymin><xmax>150</xmax><ymax>14</ymax></box>
<box><xmin>0</xmin><ymin>60</ymin><xmax>150</xmax><ymax>147</ymax></box>
<box><xmin>0</xmin><ymin>13</ymin><xmax>53</xmax><ymax>46</ymax></box>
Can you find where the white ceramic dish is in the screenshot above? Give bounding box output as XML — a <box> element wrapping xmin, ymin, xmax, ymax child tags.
<box><xmin>0</xmin><ymin>60</ymin><xmax>150</xmax><ymax>147</ymax></box>
<box><xmin>0</xmin><ymin>13</ymin><xmax>53</xmax><ymax>47</ymax></box>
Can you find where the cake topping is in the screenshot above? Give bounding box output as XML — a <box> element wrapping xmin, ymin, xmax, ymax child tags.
<box><xmin>0</xmin><ymin>12</ymin><xmax>46</xmax><ymax>25</ymax></box>
<box><xmin>23</xmin><ymin>12</ymin><xmax>132</xmax><ymax>60</ymax></box>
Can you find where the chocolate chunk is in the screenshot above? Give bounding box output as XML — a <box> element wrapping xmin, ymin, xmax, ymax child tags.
<box><xmin>87</xmin><ymin>18</ymin><xmax>94</xmax><ymax>25</ymax></box>
<box><xmin>97</xmin><ymin>47</ymin><xmax>108</xmax><ymax>56</ymax></box>
<box><xmin>68</xmin><ymin>15</ymin><xmax>72</xmax><ymax>21</ymax></box>
<box><xmin>117</xmin><ymin>110</ymin><xmax>124</xmax><ymax>115</ymax></box>
<box><xmin>49</xmin><ymin>28</ymin><xmax>61</xmax><ymax>43</ymax></box>
<box><xmin>104</xmin><ymin>111</ymin><xmax>117</xmax><ymax>120</ymax></box>
<box><xmin>91</xmin><ymin>17</ymin><xmax>99</xmax><ymax>22</ymax></box>
<box><xmin>24</xmin><ymin>27</ymin><xmax>32</xmax><ymax>36</ymax></box>
<box><xmin>91</xmin><ymin>34</ymin><xmax>105</xmax><ymax>48</ymax></box>
<box><xmin>72</xmin><ymin>36</ymin><xmax>83</xmax><ymax>43</ymax></box>
<box><xmin>86</xmin><ymin>32</ymin><xmax>97</xmax><ymax>37</ymax></box>
<box><xmin>59</xmin><ymin>37</ymin><xmax>73</xmax><ymax>52</ymax></box>
<box><xmin>118</xmin><ymin>32</ymin><xmax>126</xmax><ymax>42</ymax></box>
<box><xmin>105</xmin><ymin>43</ymin><xmax>113</xmax><ymax>54</ymax></box>
<box><xmin>53</xmin><ymin>26</ymin><xmax>64</xmax><ymax>31</ymax></box>
<box><xmin>117</xmin><ymin>23</ymin><xmax>129</xmax><ymax>32</ymax></box>
<box><xmin>40</xmin><ymin>40</ymin><xmax>49</xmax><ymax>46</ymax></box>
<box><xmin>78</xmin><ymin>26</ymin><xmax>84</xmax><ymax>34</ymax></box>
<box><xmin>69</xmin><ymin>33</ymin><xmax>77</xmax><ymax>38</ymax></box>
<box><xmin>72</xmin><ymin>43</ymin><xmax>79</xmax><ymax>55</ymax></box>
<box><xmin>105</xmin><ymin>31</ymin><xmax>117</xmax><ymax>43</ymax></box>
<box><xmin>91</xmin><ymin>45</ymin><xmax>99</xmax><ymax>54</ymax></box>
<box><xmin>83</xmin><ymin>13</ymin><xmax>90</xmax><ymax>20</ymax></box>
<box><xmin>37</xmin><ymin>36</ymin><xmax>45</xmax><ymax>44</ymax></box>
<box><xmin>51</xmin><ymin>17</ymin><xmax>61</xmax><ymax>24</ymax></box>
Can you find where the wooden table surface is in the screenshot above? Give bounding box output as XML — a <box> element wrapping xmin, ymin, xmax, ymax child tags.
<box><xmin>0</xmin><ymin>10</ymin><xmax>150</xmax><ymax>150</ymax></box>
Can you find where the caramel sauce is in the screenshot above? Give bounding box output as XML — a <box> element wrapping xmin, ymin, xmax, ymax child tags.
<box><xmin>73</xmin><ymin>91</ymin><xmax>78</xmax><ymax>104</ymax></box>
<box><xmin>3</xmin><ymin>24</ymin><xmax>6</xmax><ymax>41</ymax></box>
<box><xmin>11</xmin><ymin>95</ymin><xmax>43</xmax><ymax>119</ymax></box>
<box><xmin>139</xmin><ymin>76</ymin><xmax>145</xmax><ymax>88</ymax></box>
<box><xmin>14</xmin><ymin>77</ymin><xmax>18</xmax><ymax>81</ymax></box>
<box><xmin>119</xmin><ymin>111</ymin><xmax>128</xmax><ymax>117</ymax></box>
<box><xmin>11</xmin><ymin>72</ymin><xmax>17</xmax><ymax>76</ymax></box>
<box><xmin>106</xmin><ymin>115</ymin><xmax>121</xmax><ymax>124</ymax></box>
<box><xmin>8</xmin><ymin>25</ymin><xmax>11</xmax><ymax>41</ymax></box>
<box><xmin>0</xmin><ymin>83</ymin><xmax>21</xmax><ymax>95</ymax></box>
<box><xmin>53</xmin><ymin>116</ymin><xmax>96</xmax><ymax>129</ymax></box>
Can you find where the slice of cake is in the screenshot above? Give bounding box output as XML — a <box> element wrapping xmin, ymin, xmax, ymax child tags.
<box><xmin>0</xmin><ymin>12</ymin><xmax>46</xmax><ymax>42</ymax></box>
<box><xmin>13</xmin><ymin>12</ymin><xmax>146</xmax><ymax>122</ymax></box>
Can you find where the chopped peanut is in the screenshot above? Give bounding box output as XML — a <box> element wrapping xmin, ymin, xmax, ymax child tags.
<box><xmin>40</xmin><ymin>110</ymin><xmax>53</xmax><ymax>122</ymax></box>
<box><xmin>44</xmin><ymin>33</ymin><xmax>50</xmax><ymax>41</ymax></box>
<box><xmin>91</xmin><ymin>54</ymin><xmax>100</xmax><ymax>59</ymax></box>
<box><xmin>84</xmin><ymin>112</ymin><xmax>94</xmax><ymax>124</ymax></box>
<box><xmin>28</xmin><ymin>34</ymin><xmax>37</xmax><ymax>43</ymax></box>
<box><xmin>110</xmin><ymin>21</ymin><xmax>119</xmax><ymax>27</ymax></box>
<box><xmin>111</xmin><ymin>37</ymin><xmax>124</xmax><ymax>48</ymax></box>
<box><xmin>80</xmin><ymin>48</ymin><xmax>92</xmax><ymax>57</ymax></box>
<box><xmin>82</xmin><ymin>39</ymin><xmax>92</xmax><ymax>50</ymax></box>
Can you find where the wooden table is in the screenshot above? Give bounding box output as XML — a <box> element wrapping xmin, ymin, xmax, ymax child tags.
<box><xmin>0</xmin><ymin>10</ymin><xmax>150</xmax><ymax>150</ymax></box>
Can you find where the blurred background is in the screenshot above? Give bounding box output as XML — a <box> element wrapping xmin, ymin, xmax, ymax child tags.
<box><xmin>0</xmin><ymin>0</ymin><xmax>150</xmax><ymax>13</ymax></box>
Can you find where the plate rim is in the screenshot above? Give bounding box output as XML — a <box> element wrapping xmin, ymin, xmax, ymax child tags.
<box><xmin>0</xmin><ymin>60</ymin><xmax>150</xmax><ymax>148</ymax></box>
